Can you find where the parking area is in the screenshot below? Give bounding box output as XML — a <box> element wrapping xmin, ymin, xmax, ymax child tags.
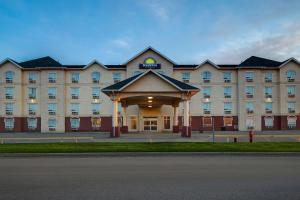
<box><xmin>0</xmin><ymin>131</ymin><xmax>300</xmax><ymax>143</ymax></box>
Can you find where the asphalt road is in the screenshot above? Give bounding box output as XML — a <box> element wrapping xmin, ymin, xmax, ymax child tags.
<box><xmin>0</xmin><ymin>155</ymin><xmax>300</xmax><ymax>200</ymax></box>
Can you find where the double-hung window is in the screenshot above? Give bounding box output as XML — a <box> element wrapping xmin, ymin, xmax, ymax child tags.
<box><xmin>71</xmin><ymin>73</ymin><xmax>80</xmax><ymax>83</ymax></box>
<box><xmin>245</xmin><ymin>86</ymin><xmax>254</xmax><ymax>98</ymax></box>
<box><xmin>287</xmin><ymin>116</ymin><xmax>297</xmax><ymax>128</ymax></box>
<box><xmin>4</xmin><ymin>118</ymin><xmax>14</xmax><ymax>130</ymax></box>
<box><xmin>203</xmin><ymin>102</ymin><xmax>211</xmax><ymax>114</ymax></box>
<box><xmin>28</xmin><ymin>87</ymin><xmax>37</xmax><ymax>99</ymax></box>
<box><xmin>288</xmin><ymin>102</ymin><xmax>296</xmax><ymax>113</ymax></box>
<box><xmin>224</xmin><ymin>86</ymin><xmax>232</xmax><ymax>98</ymax></box>
<box><xmin>182</xmin><ymin>72</ymin><xmax>190</xmax><ymax>83</ymax></box>
<box><xmin>287</xmin><ymin>70</ymin><xmax>296</xmax><ymax>82</ymax></box>
<box><xmin>48</xmin><ymin>119</ymin><xmax>56</xmax><ymax>131</ymax></box>
<box><xmin>92</xmin><ymin>72</ymin><xmax>100</xmax><ymax>83</ymax></box>
<box><xmin>202</xmin><ymin>71</ymin><xmax>211</xmax><ymax>82</ymax></box>
<box><xmin>71</xmin><ymin>87</ymin><xmax>80</xmax><ymax>99</ymax></box>
<box><xmin>70</xmin><ymin>103</ymin><xmax>80</xmax><ymax>115</ymax></box>
<box><xmin>264</xmin><ymin>116</ymin><xmax>274</xmax><ymax>128</ymax></box>
<box><xmin>265</xmin><ymin>87</ymin><xmax>272</xmax><ymax>98</ymax></box>
<box><xmin>92</xmin><ymin>103</ymin><xmax>100</xmax><ymax>115</ymax></box>
<box><xmin>245</xmin><ymin>72</ymin><xmax>254</xmax><ymax>82</ymax></box>
<box><xmin>48</xmin><ymin>87</ymin><xmax>57</xmax><ymax>99</ymax></box>
<box><xmin>28</xmin><ymin>103</ymin><xmax>37</xmax><ymax>115</ymax></box>
<box><xmin>265</xmin><ymin>72</ymin><xmax>272</xmax><ymax>82</ymax></box>
<box><xmin>5</xmin><ymin>103</ymin><xmax>13</xmax><ymax>115</ymax></box>
<box><xmin>224</xmin><ymin>102</ymin><xmax>232</xmax><ymax>114</ymax></box>
<box><xmin>5</xmin><ymin>87</ymin><xmax>14</xmax><ymax>99</ymax></box>
<box><xmin>5</xmin><ymin>71</ymin><xmax>14</xmax><ymax>83</ymax></box>
<box><xmin>92</xmin><ymin>87</ymin><xmax>100</xmax><ymax>99</ymax></box>
<box><xmin>203</xmin><ymin>87</ymin><xmax>211</xmax><ymax>98</ymax></box>
<box><xmin>113</xmin><ymin>72</ymin><xmax>121</xmax><ymax>83</ymax></box>
<box><xmin>28</xmin><ymin>72</ymin><xmax>37</xmax><ymax>83</ymax></box>
<box><xmin>246</xmin><ymin>102</ymin><xmax>254</xmax><ymax>114</ymax></box>
<box><xmin>287</xmin><ymin>86</ymin><xmax>295</xmax><ymax>98</ymax></box>
<box><xmin>27</xmin><ymin>118</ymin><xmax>37</xmax><ymax>130</ymax></box>
<box><xmin>265</xmin><ymin>102</ymin><xmax>273</xmax><ymax>114</ymax></box>
<box><xmin>70</xmin><ymin>118</ymin><xmax>80</xmax><ymax>130</ymax></box>
<box><xmin>48</xmin><ymin>103</ymin><xmax>57</xmax><ymax>115</ymax></box>
<box><xmin>48</xmin><ymin>72</ymin><xmax>57</xmax><ymax>83</ymax></box>
<box><xmin>223</xmin><ymin>72</ymin><xmax>231</xmax><ymax>83</ymax></box>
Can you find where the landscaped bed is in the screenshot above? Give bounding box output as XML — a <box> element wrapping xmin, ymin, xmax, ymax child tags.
<box><xmin>0</xmin><ymin>142</ymin><xmax>300</xmax><ymax>153</ymax></box>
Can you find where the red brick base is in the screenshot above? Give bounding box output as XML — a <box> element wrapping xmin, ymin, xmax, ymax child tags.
<box><xmin>120</xmin><ymin>126</ymin><xmax>128</xmax><ymax>133</ymax></box>
<box><xmin>181</xmin><ymin>126</ymin><xmax>191</xmax><ymax>137</ymax></box>
<box><xmin>173</xmin><ymin>125</ymin><xmax>179</xmax><ymax>133</ymax></box>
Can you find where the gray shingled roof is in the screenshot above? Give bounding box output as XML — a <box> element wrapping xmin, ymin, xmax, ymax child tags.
<box><xmin>238</xmin><ymin>56</ymin><xmax>283</xmax><ymax>68</ymax></box>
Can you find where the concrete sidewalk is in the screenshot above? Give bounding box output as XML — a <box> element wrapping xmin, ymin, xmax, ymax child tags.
<box><xmin>0</xmin><ymin>131</ymin><xmax>300</xmax><ymax>143</ymax></box>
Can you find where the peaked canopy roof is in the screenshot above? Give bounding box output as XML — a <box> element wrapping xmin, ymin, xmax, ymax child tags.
<box><xmin>102</xmin><ymin>70</ymin><xmax>199</xmax><ymax>94</ymax></box>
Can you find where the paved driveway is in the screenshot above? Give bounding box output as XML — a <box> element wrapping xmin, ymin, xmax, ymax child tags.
<box><xmin>0</xmin><ymin>155</ymin><xmax>299</xmax><ymax>200</ymax></box>
<box><xmin>0</xmin><ymin>131</ymin><xmax>300</xmax><ymax>143</ymax></box>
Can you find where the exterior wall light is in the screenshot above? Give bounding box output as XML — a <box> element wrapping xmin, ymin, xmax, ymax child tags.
<box><xmin>148</xmin><ymin>97</ymin><xmax>153</xmax><ymax>99</ymax></box>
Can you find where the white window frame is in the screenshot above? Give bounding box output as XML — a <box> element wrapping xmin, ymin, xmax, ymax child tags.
<box><xmin>71</xmin><ymin>87</ymin><xmax>80</xmax><ymax>99</ymax></box>
<box><xmin>48</xmin><ymin>119</ymin><xmax>56</xmax><ymax>131</ymax></box>
<box><xmin>5</xmin><ymin>71</ymin><xmax>14</xmax><ymax>83</ymax></box>
<box><xmin>224</xmin><ymin>86</ymin><xmax>232</xmax><ymax>98</ymax></box>
<box><xmin>28</xmin><ymin>72</ymin><xmax>37</xmax><ymax>83</ymax></box>
<box><xmin>27</xmin><ymin>117</ymin><xmax>37</xmax><ymax>130</ymax></box>
<box><xmin>223</xmin><ymin>72</ymin><xmax>231</xmax><ymax>82</ymax></box>
<box><xmin>92</xmin><ymin>72</ymin><xmax>100</xmax><ymax>83</ymax></box>
<box><xmin>48</xmin><ymin>103</ymin><xmax>57</xmax><ymax>115</ymax></box>
<box><xmin>28</xmin><ymin>87</ymin><xmax>37</xmax><ymax>99</ymax></box>
<box><xmin>5</xmin><ymin>87</ymin><xmax>14</xmax><ymax>99</ymax></box>
<box><xmin>70</xmin><ymin>103</ymin><xmax>80</xmax><ymax>115</ymax></box>
<box><xmin>265</xmin><ymin>72</ymin><xmax>272</xmax><ymax>82</ymax></box>
<box><xmin>48</xmin><ymin>87</ymin><xmax>57</xmax><ymax>99</ymax></box>
<box><xmin>245</xmin><ymin>71</ymin><xmax>254</xmax><ymax>82</ymax></box>
<box><xmin>182</xmin><ymin>72</ymin><xmax>190</xmax><ymax>83</ymax></box>
<box><xmin>203</xmin><ymin>102</ymin><xmax>211</xmax><ymax>114</ymax></box>
<box><xmin>4</xmin><ymin>118</ymin><xmax>14</xmax><ymax>130</ymax></box>
<box><xmin>113</xmin><ymin>72</ymin><xmax>121</xmax><ymax>83</ymax></box>
<box><xmin>92</xmin><ymin>103</ymin><xmax>100</xmax><ymax>115</ymax></box>
<box><xmin>202</xmin><ymin>71</ymin><xmax>212</xmax><ymax>82</ymax></box>
<box><xmin>224</xmin><ymin>102</ymin><xmax>232</xmax><ymax>114</ymax></box>
<box><xmin>71</xmin><ymin>72</ymin><xmax>80</xmax><ymax>83</ymax></box>
<box><xmin>48</xmin><ymin>72</ymin><xmax>57</xmax><ymax>83</ymax></box>
<box><xmin>5</xmin><ymin>103</ymin><xmax>13</xmax><ymax>115</ymax></box>
<box><xmin>70</xmin><ymin>118</ymin><xmax>80</xmax><ymax>130</ymax></box>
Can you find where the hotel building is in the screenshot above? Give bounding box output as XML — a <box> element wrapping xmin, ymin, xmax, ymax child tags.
<box><xmin>0</xmin><ymin>47</ymin><xmax>299</xmax><ymax>137</ymax></box>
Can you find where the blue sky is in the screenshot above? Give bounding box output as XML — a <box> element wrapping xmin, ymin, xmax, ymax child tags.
<box><xmin>0</xmin><ymin>0</ymin><xmax>300</xmax><ymax>65</ymax></box>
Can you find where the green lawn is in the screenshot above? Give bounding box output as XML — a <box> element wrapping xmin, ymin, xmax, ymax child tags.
<box><xmin>0</xmin><ymin>142</ymin><xmax>300</xmax><ymax>153</ymax></box>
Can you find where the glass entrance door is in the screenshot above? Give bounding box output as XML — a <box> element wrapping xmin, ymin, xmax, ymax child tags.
<box><xmin>143</xmin><ymin>118</ymin><xmax>158</xmax><ymax>132</ymax></box>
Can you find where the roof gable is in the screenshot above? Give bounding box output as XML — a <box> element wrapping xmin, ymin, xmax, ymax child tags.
<box><xmin>123</xmin><ymin>46</ymin><xmax>176</xmax><ymax>65</ymax></box>
<box><xmin>0</xmin><ymin>58</ymin><xmax>22</xmax><ymax>68</ymax></box>
<box><xmin>19</xmin><ymin>56</ymin><xmax>62</xmax><ymax>68</ymax></box>
<box><xmin>238</xmin><ymin>56</ymin><xmax>283</xmax><ymax>68</ymax></box>
<box><xmin>278</xmin><ymin>57</ymin><xmax>300</xmax><ymax>68</ymax></box>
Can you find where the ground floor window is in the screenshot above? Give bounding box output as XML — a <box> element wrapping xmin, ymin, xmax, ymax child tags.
<box><xmin>163</xmin><ymin>116</ymin><xmax>170</xmax><ymax>129</ymax></box>
<box><xmin>203</xmin><ymin>116</ymin><xmax>212</xmax><ymax>127</ymax></box>
<box><xmin>223</xmin><ymin>117</ymin><xmax>233</xmax><ymax>126</ymax></box>
<box><xmin>27</xmin><ymin>118</ymin><xmax>37</xmax><ymax>130</ymax></box>
<box><xmin>264</xmin><ymin>116</ymin><xmax>274</xmax><ymax>128</ymax></box>
<box><xmin>246</xmin><ymin>117</ymin><xmax>254</xmax><ymax>129</ymax></box>
<box><xmin>130</xmin><ymin>116</ymin><xmax>137</xmax><ymax>130</ymax></box>
<box><xmin>287</xmin><ymin>116</ymin><xmax>297</xmax><ymax>128</ymax></box>
<box><xmin>91</xmin><ymin>117</ymin><xmax>101</xmax><ymax>128</ymax></box>
<box><xmin>70</xmin><ymin>118</ymin><xmax>80</xmax><ymax>130</ymax></box>
<box><xmin>4</xmin><ymin>118</ymin><xmax>14</xmax><ymax>130</ymax></box>
<box><xmin>48</xmin><ymin>119</ymin><xmax>56</xmax><ymax>131</ymax></box>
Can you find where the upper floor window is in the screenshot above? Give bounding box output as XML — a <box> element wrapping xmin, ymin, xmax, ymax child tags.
<box><xmin>264</xmin><ymin>87</ymin><xmax>272</xmax><ymax>98</ymax></box>
<box><xmin>224</xmin><ymin>102</ymin><xmax>232</xmax><ymax>114</ymax></box>
<box><xmin>245</xmin><ymin>72</ymin><xmax>254</xmax><ymax>82</ymax></box>
<box><xmin>5</xmin><ymin>87</ymin><xmax>14</xmax><ymax>99</ymax></box>
<box><xmin>28</xmin><ymin>72</ymin><xmax>37</xmax><ymax>83</ymax></box>
<box><xmin>224</xmin><ymin>86</ymin><xmax>232</xmax><ymax>98</ymax></box>
<box><xmin>28</xmin><ymin>103</ymin><xmax>37</xmax><ymax>115</ymax></box>
<box><xmin>71</xmin><ymin>87</ymin><xmax>80</xmax><ymax>99</ymax></box>
<box><xmin>113</xmin><ymin>72</ymin><xmax>121</xmax><ymax>83</ymax></box>
<box><xmin>288</xmin><ymin>102</ymin><xmax>296</xmax><ymax>114</ymax></box>
<box><xmin>71</xmin><ymin>72</ymin><xmax>80</xmax><ymax>83</ymax></box>
<box><xmin>203</xmin><ymin>87</ymin><xmax>211</xmax><ymax>98</ymax></box>
<box><xmin>287</xmin><ymin>70</ymin><xmax>296</xmax><ymax>82</ymax></box>
<box><xmin>265</xmin><ymin>72</ymin><xmax>272</xmax><ymax>82</ymax></box>
<box><xmin>48</xmin><ymin>119</ymin><xmax>56</xmax><ymax>131</ymax></box>
<box><xmin>70</xmin><ymin>103</ymin><xmax>80</xmax><ymax>115</ymax></box>
<box><xmin>203</xmin><ymin>102</ymin><xmax>211</xmax><ymax>114</ymax></box>
<box><xmin>92</xmin><ymin>72</ymin><xmax>100</xmax><ymax>83</ymax></box>
<box><xmin>223</xmin><ymin>72</ymin><xmax>231</xmax><ymax>83</ymax></box>
<box><xmin>202</xmin><ymin>71</ymin><xmax>211</xmax><ymax>82</ymax></box>
<box><xmin>5</xmin><ymin>103</ymin><xmax>13</xmax><ymax>115</ymax></box>
<box><xmin>287</xmin><ymin>86</ymin><xmax>295</xmax><ymax>98</ymax></box>
<box><xmin>265</xmin><ymin>102</ymin><xmax>273</xmax><ymax>114</ymax></box>
<box><xmin>48</xmin><ymin>103</ymin><xmax>57</xmax><ymax>115</ymax></box>
<box><xmin>133</xmin><ymin>71</ymin><xmax>142</xmax><ymax>76</ymax></box>
<box><xmin>246</xmin><ymin>102</ymin><xmax>254</xmax><ymax>114</ymax></box>
<box><xmin>28</xmin><ymin>87</ymin><xmax>37</xmax><ymax>99</ymax></box>
<box><xmin>92</xmin><ymin>103</ymin><xmax>101</xmax><ymax>115</ymax></box>
<box><xmin>5</xmin><ymin>71</ymin><xmax>14</xmax><ymax>83</ymax></box>
<box><xmin>48</xmin><ymin>87</ymin><xmax>57</xmax><ymax>99</ymax></box>
<box><xmin>48</xmin><ymin>72</ymin><xmax>57</xmax><ymax>83</ymax></box>
<box><xmin>92</xmin><ymin>87</ymin><xmax>100</xmax><ymax>99</ymax></box>
<box><xmin>182</xmin><ymin>72</ymin><xmax>190</xmax><ymax>83</ymax></box>
<box><xmin>245</xmin><ymin>86</ymin><xmax>254</xmax><ymax>98</ymax></box>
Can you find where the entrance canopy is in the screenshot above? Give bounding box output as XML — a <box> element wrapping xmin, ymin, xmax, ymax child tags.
<box><xmin>102</xmin><ymin>70</ymin><xmax>199</xmax><ymax>106</ymax></box>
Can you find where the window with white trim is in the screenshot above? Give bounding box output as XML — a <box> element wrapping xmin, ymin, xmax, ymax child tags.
<box><xmin>48</xmin><ymin>119</ymin><xmax>56</xmax><ymax>131</ymax></box>
<box><xmin>5</xmin><ymin>71</ymin><xmax>14</xmax><ymax>83</ymax></box>
<box><xmin>48</xmin><ymin>103</ymin><xmax>57</xmax><ymax>115</ymax></box>
<box><xmin>245</xmin><ymin>72</ymin><xmax>254</xmax><ymax>82</ymax></box>
<box><xmin>245</xmin><ymin>86</ymin><xmax>254</xmax><ymax>98</ymax></box>
<box><xmin>28</xmin><ymin>87</ymin><xmax>37</xmax><ymax>99</ymax></box>
<box><xmin>203</xmin><ymin>102</ymin><xmax>211</xmax><ymax>114</ymax></box>
<box><xmin>224</xmin><ymin>86</ymin><xmax>232</xmax><ymax>98</ymax></box>
<box><xmin>70</xmin><ymin>118</ymin><xmax>80</xmax><ymax>130</ymax></box>
<box><xmin>92</xmin><ymin>87</ymin><xmax>100</xmax><ymax>99</ymax></box>
<box><xmin>287</xmin><ymin>86</ymin><xmax>295</xmax><ymax>97</ymax></box>
<box><xmin>28</xmin><ymin>72</ymin><xmax>37</xmax><ymax>83</ymax></box>
<box><xmin>70</xmin><ymin>103</ymin><xmax>80</xmax><ymax>115</ymax></box>
<box><xmin>246</xmin><ymin>117</ymin><xmax>254</xmax><ymax>129</ymax></box>
<box><xmin>113</xmin><ymin>72</ymin><xmax>121</xmax><ymax>83</ymax></box>
<box><xmin>5</xmin><ymin>103</ymin><xmax>13</xmax><ymax>115</ymax></box>
<box><xmin>92</xmin><ymin>72</ymin><xmax>100</xmax><ymax>83</ymax></box>
<box><xmin>224</xmin><ymin>102</ymin><xmax>232</xmax><ymax>114</ymax></box>
<box><xmin>287</xmin><ymin>70</ymin><xmax>296</xmax><ymax>82</ymax></box>
<box><xmin>246</xmin><ymin>102</ymin><xmax>254</xmax><ymax>114</ymax></box>
<box><xmin>223</xmin><ymin>116</ymin><xmax>233</xmax><ymax>126</ymax></box>
<box><xmin>48</xmin><ymin>87</ymin><xmax>57</xmax><ymax>99</ymax></box>
<box><xmin>163</xmin><ymin>116</ymin><xmax>171</xmax><ymax>130</ymax></box>
<box><xmin>288</xmin><ymin>102</ymin><xmax>296</xmax><ymax>113</ymax></box>
<box><xmin>265</xmin><ymin>72</ymin><xmax>272</xmax><ymax>82</ymax></box>
<box><xmin>203</xmin><ymin>87</ymin><xmax>211</xmax><ymax>98</ymax></box>
<box><xmin>202</xmin><ymin>71</ymin><xmax>211</xmax><ymax>82</ymax></box>
<box><xmin>265</xmin><ymin>102</ymin><xmax>273</xmax><ymax>114</ymax></box>
<box><xmin>71</xmin><ymin>87</ymin><xmax>80</xmax><ymax>99</ymax></box>
<box><xmin>287</xmin><ymin>116</ymin><xmax>296</xmax><ymax>128</ymax></box>
<box><xmin>92</xmin><ymin>103</ymin><xmax>100</xmax><ymax>115</ymax></box>
<box><xmin>264</xmin><ymin>87</ymin><xmax>272</xmax><ymax>98</ymax></box>
<box><xmin>91</xmin><ymin>117</ymin><xmax>101</xmax><ymax>128</ymax></box>
<box><xmin>4</xmin><ymin>118</ymin><xmax>14</xmax><ymax>130</ymax></box>
<box><xmin>182</xmin><ymin>72</ymin><xmax>190</xmax><ymax>83</ymax></box>
<box><xmin>264</xmin><ymin>116</ymin><xmax>274</xmax><ymax>128</ymax></box>
<box><xmin>27</xmin><ymin>118</ymin><xmax>37</xmax><ymax>129</ymax></box>
<box><xmin>130</xmin><ymin>116</ymin><xmax>138</xmax><ymax>130</ymax></box>
<box><xmin>48</xmin><ymin>72</ymin><xmax>57</xmax><ymax>83</ymax></box>
<box><xmin>5</xmin><ymin>87</ymin><xmax>14</xmax><ymax>99</ymax></box>
<box><xmin>28</xmin><ymin>103</ymin><xmax>37</xmax><ymax>115</ymax></box>
<box><xmin>223</xmin><ymin>72</ymin><xmax>231</xmax><ymax>82</ymax></box>
<box><xmin>71</xmin><ymin>72</ymin><xmax>80</xmax><ymax>83</ymax></box>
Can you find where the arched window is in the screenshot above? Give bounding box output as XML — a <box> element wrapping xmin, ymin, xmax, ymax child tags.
<box><xmin>5</xmin><ymin>71</ymin><xmax>15</xmax><ymax>83</ymax></box>
<box><xmin>202</xmin><ymin>71</ymin><xmax>211</xmax><ymax>82</ymax></box>
<box><xmin>92</xmin><ymin>72</ymin><xmax>100</xmax><ymax>83</ymax></box>
<box><xmin>287</xmin><ymin>70</ymin><xmax>296</xmax><ymax>82</ymax></box>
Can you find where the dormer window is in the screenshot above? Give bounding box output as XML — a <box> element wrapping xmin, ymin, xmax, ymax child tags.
<box><xmin>202</xmin><ymin>71</ymin><xmax>211</xmax><ymax>82</ymax></box>
<box><xmin>5</xmin><ymin>71</ymin><xmax>14</xmax><ymax>83</ymax></box>
<box><xmin>92</xmin><ymin>72</ymin><xmax>100</xmax><ymax>83</ymax></box>
<box><xmin>287</xmin><ymin>70</ymin><xmax>296</xmax><ymax>82</ymax></box>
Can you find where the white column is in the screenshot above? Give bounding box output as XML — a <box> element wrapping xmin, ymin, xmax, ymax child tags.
<box><xmin>113</xmin><ymin>100</ymin><xmax>119</xmax><ymax>127</ymax></box>
<box><xmin>183</xmin><ymin>100</ymin><xmax>189</xmax><ymax>127</ymax></box>
<box><xmin>123</xmin><ymin>106</ymin><xmax>127</xmax><ymax>126</ymax></box>
<box><xmin>173</xmin><ymin>106</ymin><xmax>178</xmax><ymax>126</ymax></box>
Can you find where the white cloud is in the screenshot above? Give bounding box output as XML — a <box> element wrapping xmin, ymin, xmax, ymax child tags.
<box><xmin>111</xmin><ymin>39</ymin><xmax>130</xmax><ymax>48</ymax></box>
